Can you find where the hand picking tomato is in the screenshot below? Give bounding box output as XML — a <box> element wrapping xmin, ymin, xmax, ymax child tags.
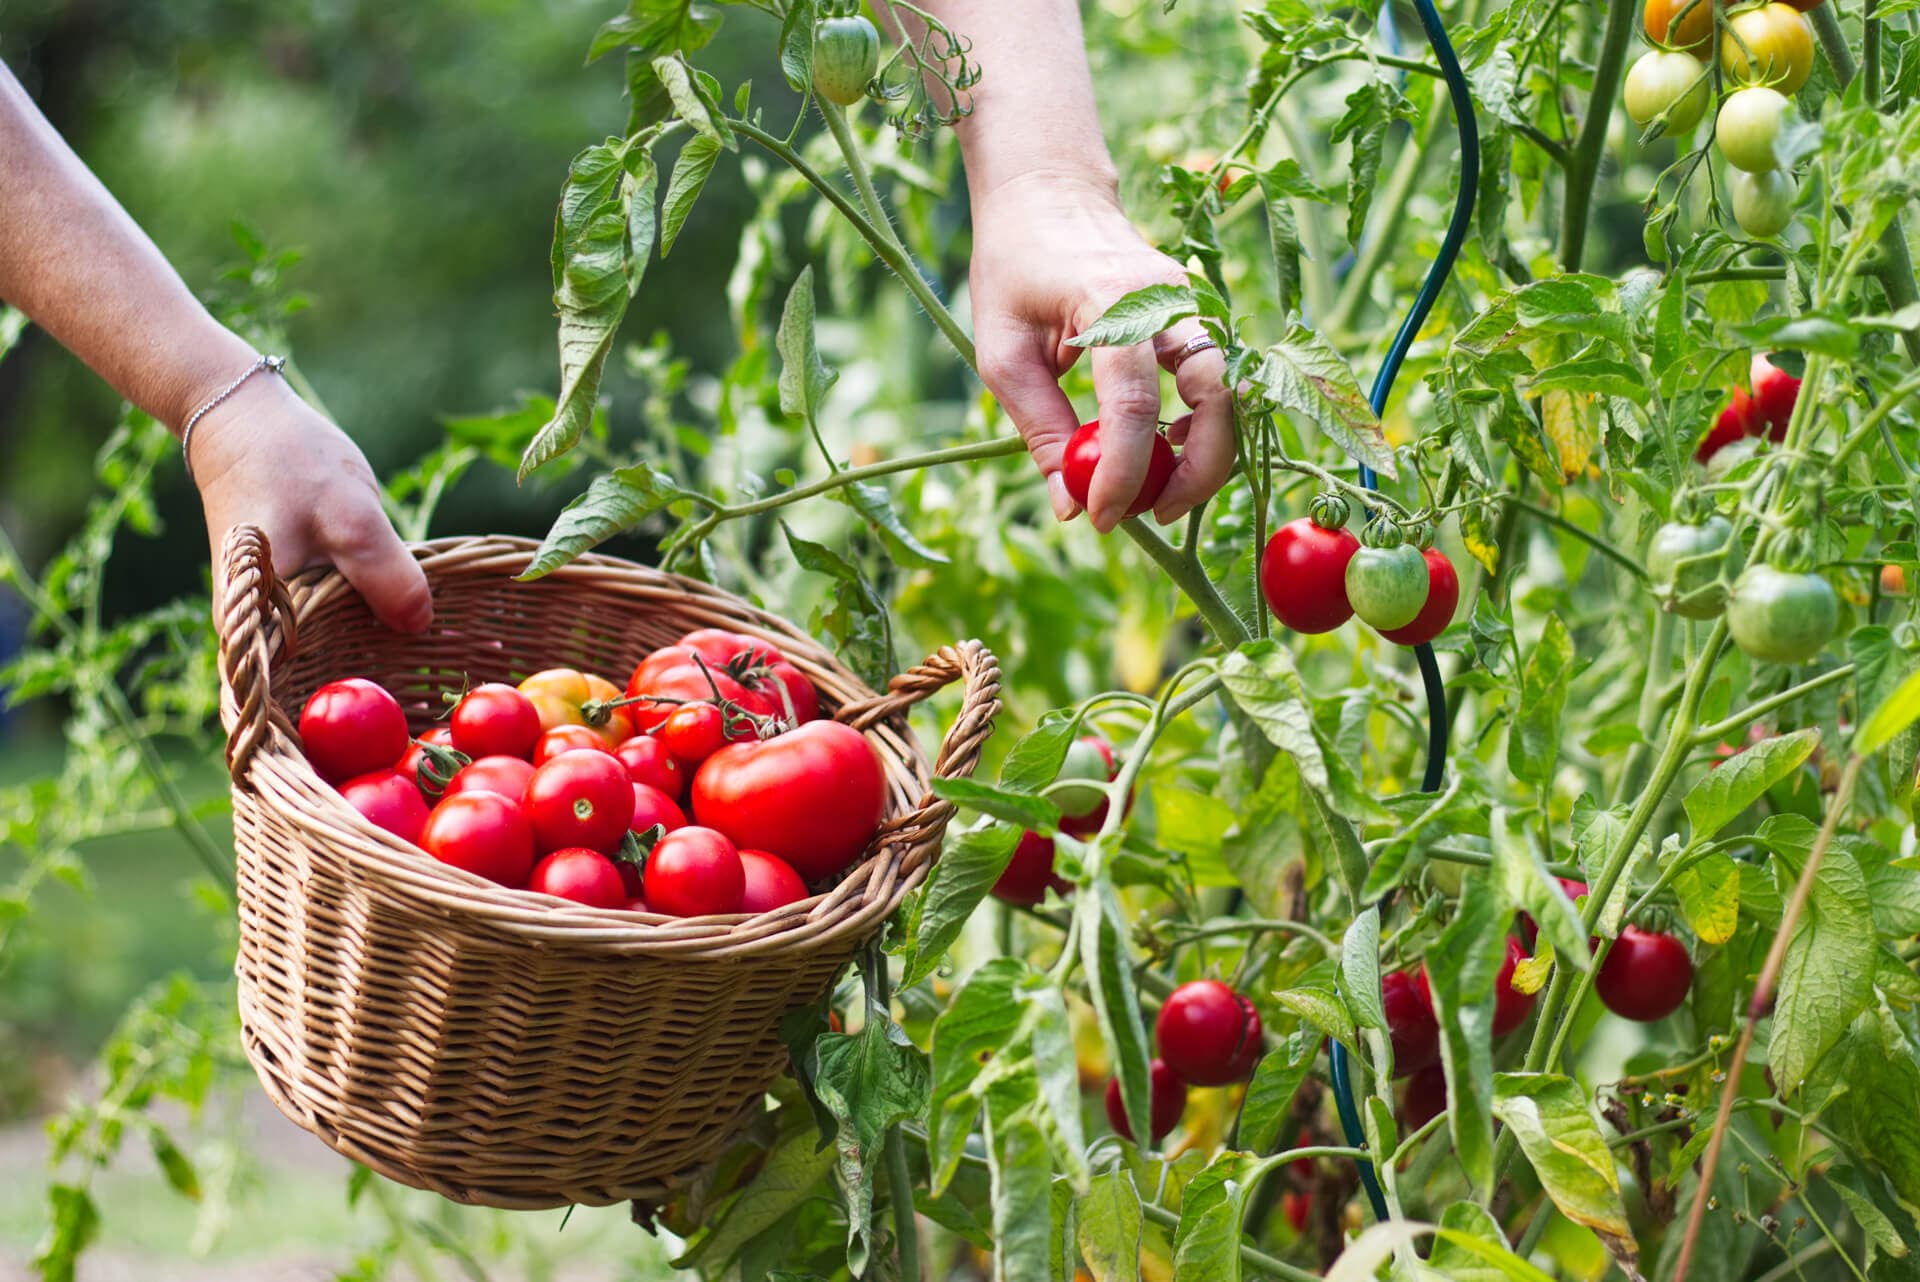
<box><xmin>1382</xmin><ymin>968</ymin><xmax>1440</xmax><ymax>1075</ymax></box>
<box><xmin>338</xmin><ymin>769</ymin><xmax>430</xmax><ymax>846</ymax></box>
<box><xmin>1377</xmin><ymin>547</ymin><xmax>1459</xmax><ymax>646</ymax></box>
<box><xmin>518</xmin><ymin>668</ymin><xmax>637</xmax><ymax>747</ymax></box>
<box><xmin>450</xmin><ymin>683</ymin><xmax>543</xmax><ymax>760</ymax></box>
<box><xmin>1060</xmin><ymin>419</ymin><xmax>1178</xmax><ymax>520</ymax></box>
<box><xmin>300</xmin><ymin>678</ymin><xmax>409</xmax><ymax>784</ymax></box>
<box><xmin>1491</xmin><ymin>936</ymin><xmax>1537</xmax><ymax>1037</ymax></box>
<box><xmin>398</xmin><ymin>726</ymin><xmax>463</xmax><ymax>798</ymax></box>
<box><xmin>1261</xmin><ymin>511</ymin><xmax>1360</xmax><ymax>634</ymax></box>
<box><xmin>613</xmin><ymin>735</ymin><xmax>686</xmax><ymax>799</ymax></box>
<box><xmin>1647</xmin><ymin>517</ymin><xmax>1733</xmax><ymax>619</ymax></box>
<box><xmin>527</xmin><ymin>847</ymin><xmax>628</xmax><ymax>908</ymax></box>
<box><xmin>534</xmin><ymin>723</ymin><xmax>607</xmax><ymax>765</ymax></box>
<box><xmin>1749</xmin><ymin>355</ymin><xmax>1800</xmax><ymax>438</ymax></box>
<box><xmin>989</xmin><ymin>829</ymin><xmax>1071</xmax><ymax>906</ymax></box>
<box><xmin>525</xmin><ymin>749</ymin><xmax>636</xmax><ymax>853</ymax></box>
<box><xmin>659</xmin><ymin>702</ymin><xmax>732</xmax><ymax>769</ymax></box>
<box><xmin>643</xmin><ymin>825</ymin><xmax>746</xmax><ymax>917</ymax></box>
<box><xmin>629</xmin><ymin>782</ymin><xmax>688</xmax><ymax>835</ymax></box>
<box><xmin>442</xmin><ymin>754</ymin><xmax>536</xmax><ymax>803</ymax></box>
<box><xmin>1595</xmin><ymin>926</ymin><xmax>1694</xmax><ymax>1021</ymax></box>
<box><xmin>421</xmin><ymin>791</ymin><xmax>535</xmax><ymax>886</ymax></box>
<box><xmin>1402</xmin><ymin>1063</ymin><xmax>1447</xmax><ymax>1131</ymax></box>
<box><xmin>738</xmin><ymin>848</ymin><xmax>809</xmax><ymax>913</ymax></box>
<box><xmin>1154</xmin><ymin>980</ymin><xmax>1262</xmax><ymax>1086</ymax></box>
<box><xmin>1727</xmin><ymin>564</ymin><xmax>1837</xmax><ymax>663</ymax></box>
<box><xmin>1104</xmin><ymin>1058</ymin><xmax>1186</xmax><ymax>1144</ymax></box>
<box><xmin>691</xmin><ymin>721</ymin><xmax>887</xmax><ymax>880</ymax></box>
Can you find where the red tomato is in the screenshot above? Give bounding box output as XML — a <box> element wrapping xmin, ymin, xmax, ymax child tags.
<box><xmin>613</xmin><ymin>735</ymin><xmax>686</xmax><ymax>799</ymax></box>
<box><xmin>1060</xmin><ymin>419</ymin><xmax>1178</xmax><ymax>519</ymax></box>
<box><xmin>1154</xmin><ymin>980</ymin><xmax>1263</xmax><ymax>1086</ymax></box>
<box><xmin>738</xmin><ymin>848</ymin><xmax>809</xmax><ymax>913</ymax></box>
<box><xmin>338</xmin><ymin>769</ymin><xmax>430</xmax><ymax>845</ymax></box>
<box><xmin>534</xmin><ymin>724</ymin><xmax>607</xmax><ymax>765</ymax></box>
<box><xmin>660</xmin><ymin>702</ymin><xmax>731</xmax><ymax>768</ymax></box>
<box><xmin>629</xmin><ymin>782</ymin><xmax>688</xmax><ymax>835</ymax></box>
<box><xmin>1402</xmin><ymin>1064</ymin><xmax>1447</xmax><ymax>1131</ymax></box>
<box><xmin>527</xmin><ymin>847</ymin><xmax>628</xmax><ymax>908</ymax></box>
<box><xmin>1103</xmin><ymin>1058</ymin><xmax>1187</xmax><ymax>1144</ymax></box>
<box><xmin>450</xmin><ymin>684</ymin><xmax>542</xmax><ymax>760</ymax></box>
<box><xmin>398</xmin><ymin>727</ymin><xmax>461</xmax><ymax>798</ymax></box>
<box><xmin>1283</xmin><ymin>1192</ymin><xmax>1312</xmax><ymax>1235</ymax></box>
<box><xmin>442</xmin><ymin>755</ymin><xmax>536</xmax><ymax>803</ymax></box>
<box><xmin>1492</xmin><ymin>936</ymin><xmax>1536</xmax><ymax>1037</ymax></box>
<box><xmin>1595</xmin><ymin>926</ymin><xmax>1694</xmax><ymax>1021</ymax></box>
<box><xmin>1261</xmin><ymin>518</ymin><xmax>1361</xmax><ymax>634</ymax></box>
<box><xmin>1699</xmin><ymin>381</ymin><xmax>1759</xmax><ymax>463</ymax></box>
<box><xmin>525</xmin><ymin>749</ymin><xmax>636</xmax><ymax>853</ymax></box>
<box><xmin>622</xmin><ymin>896</ymin><xmax>649</xmax><ymax>913</ymax></box>
<box><xmin>643</xmin><ymin>826</ymin><xmax>746</xmax><ymax>917</ymax></box>
<box><xmin>1382</xmin><ymin>969</ymin><xmax>1440</xmax><ymax>1076</ymax></box>
<box><xmin>517</xmin><ymin>668</ymin><xmax>639</xmax><ymax>746</ymax></box>
<box><xmin>691</xmin><ymin>721</ymin><xmax>888</xmax><ymax>880</ymax></box>
<box><xmin>300</xmin><ymin>678</ymin><xmax>409</xmax><ymax>783</ymax></box>
<box><xmin>1519</xmin><ymin>877</ymin><xmax>1592</xmax><ymax>947</ymax></box>
<box><xmin>989</xmin><ymin>830</ymin><xmax>1071</xmax><ymax>906</ymax></box>
<box><xmin>627</xmin><ymin>631</ymin><xmax>819</xmax><ymax>731</ymax></box>
<box><xmin>1750</xmin><ymin>355</ymin><xmax>1799</xmax><ymax>440</ymax></box>
<box><xmin>421</xmin><ymin>792</ymin><xmax>535</xmax><ymax>886</ymax></box>
<box><xmin>1376</xmin><ymin>548</ymin><xmax>1460</xmax><ymax>646</ymax></box>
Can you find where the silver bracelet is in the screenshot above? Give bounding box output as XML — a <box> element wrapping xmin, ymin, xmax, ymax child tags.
<box><xmin>181</xmin><ymin>353</ymin><xmax>287</xmax><ymax>484</ymax></box>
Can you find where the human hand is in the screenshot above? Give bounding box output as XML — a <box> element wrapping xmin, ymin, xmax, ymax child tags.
<box><xmin>190</xmin><ymin>374</ymin><xmax>433</xmax><ymax>633</ymax></box>
<box><xmin>968</xmin><ymin>174</ymin><xmax>1235</xmax><ymax>532</ymax></box>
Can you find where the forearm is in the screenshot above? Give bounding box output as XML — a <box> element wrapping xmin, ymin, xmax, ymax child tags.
<box><xmin>0</xmin><ymin>63</ymin><xmax>255</xmax><ymax>432</ymax></box>
<box><xmin>904</xmin><ymin>0</ymin><xmax>1119</xmax><ymax>202</ymax></box>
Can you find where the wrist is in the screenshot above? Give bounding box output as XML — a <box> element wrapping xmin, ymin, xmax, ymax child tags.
<box><xmin>153</xmin><ymin>325</ymin><xmax>260</xmax><ymax>435</ymax></box>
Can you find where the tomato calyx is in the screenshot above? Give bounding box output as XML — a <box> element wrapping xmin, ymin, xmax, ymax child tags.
<box><xmin>616</xmin><ymin>653</ymin><xmax>796</xmax><ymax>741</ymax></box>
<box><xmin>410</xmin><ymin>737</ymin><xmax>470</xmax><ymax>799</ymax></box>
<box><xmin>1308</xmin><ymin>490</ymin><xmax>1351</xmax><ymax>531</ymax></box>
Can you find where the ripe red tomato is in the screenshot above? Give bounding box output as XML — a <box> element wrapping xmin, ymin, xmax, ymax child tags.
<box><xmin>1595</xmin><ymin>926</ymin><xmax>1694</xmax><ymax>1021</ymax></box>
<box><xmin>1697</xmin><ymin>385</ymin><xmax>1756</xmax><ymax>462</ymax></box>
<box><xmin>1283</xmin><ymin>1192</ymin><xmax>1312</xmax><ymax>1235</ymax></box>
<box><xmin>1060</xmin><ymin>419</ymin><xmax>1178</xmax><ymax>519</ymax></box>
<box><xmin>1492</xmin><ymin>936</ymin><xmax>1536</xmax><ymax>1037</ymax></box>
<box><xmin>1402</xmin><ymin>1063</ymin><xmax>1447</xmax><ymax>1131</ymax></box>
<box><xmin>527</xmin><ymin>847</ymin><xmax>628</xmax><ymax>908</ymax></box>
<box><xmin>627</xmin><ymin>632</ymin><xmax>818</xmax><ymax>730</ymax></box>
<box><xmin>338</xmin><ymin>769</ymin><xmax>430</xmax><ymax>846</ymax></box>
<box><xmin>300</xmin><ymin>678</ymin><xmax>409</xmax><ymax>783</ymax></box>
<box><xmin>613</xmin><ymin>735</ymin><xmax>686</xmax><ymax>799</ymax></box>
<box><xmin>442</xmin><ymin>755</ymin><xmax>536</xmax><ymax>803</ymax></box>
<box><xmin>1261</xmin><ymin>518</ymin><xmax>1360</xmax><ymax>634</ymax></box>
<box><xmin>989</xmin><ymin>829</ymin><xmax>1071</xmax><ymax>906</ymax></box>
<box><xmin>622</xmin><ymin>896</ymin><xmax>650</xmax><ymax>913</ymax></box>
<box><xmin>1154</xmin><ymin>980</ymin><xmax>1263</xmax><ymax>1086</ymax></box>
<box><xmin>1382</xmin><ymin>969</ymin><xmax>1440</xmax><ymax>1076</ymax></box>
<box><xmin>738</xmin><ymin>848</ymin><xmax>810</xmax><ymax>913</ymax></box>
<box><xmin>450</xmin><ymin>683</ymin><xmax>543</xmax><ymax>760</ymax></box>
<box><xmin>691</xmin><ymin>721</ymin><xmax>888</xmax><ymax>880</ymax></box>
<box><xmin>525</xmin><ymin>749</ymin><xmax>636</xmax><ymax>853</ymax></box>
<box><xmin>629</xmin><ymin>782</ymin><xmax>688</xmax><ymax>834</ymax></box>
<box><xmin>660</xmin><ymin>702</ymin><xmax>731</xmax><ymax>768</ymax></box>
<box><xmin>534</xmin><ymin>724</ymin><xmax>606</xmax><ymax>765</ymax></box>
<box><xmin>421</xmin><ymin>792</ymin><xmax>535</xmax><ymax>886</ymax></box>
<box><xmin>643</xmin><ymin>825</ymin><xmax>746</xmax><ymax>917</ymax></box>
<box><xmin>517</xmin><ymin>668</ymin><xmax>638</xmax><ymax>747</ymax></box>
<box><xmin>398</xmin><ymin>726</ymin><xmax>461</xmax><ymax>797</ymax></box>
<box><xmin>1377</xmin><ymin>548</ymin><xmax>1460</xmax><ymax>646</ymax></box>
<box><xmin>1103</xmin><ymin>1058</ymin><xmax>1187</xmax><ymax>1144</ymax></box>
<box><xmin>1750</xmin><ymin>355</ymin><xmax>1800</xmax><ymax>439</ymax></box>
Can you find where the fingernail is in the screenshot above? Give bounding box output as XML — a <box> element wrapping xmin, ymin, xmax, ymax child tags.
<box><xmin>1048</xmin><ymin>475</ymin><xmax>1079</xmax><ymax>522</ymax></box>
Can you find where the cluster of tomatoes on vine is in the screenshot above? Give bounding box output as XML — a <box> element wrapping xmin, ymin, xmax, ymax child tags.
<box><xmin>296</xmin><ymin>628</ymin><xmax>886</xmax><ymax>919</ymax></box>
<box><xmin>1625</xmin><ymin>0</ymin><xmax>1821</xmax><ymax>236</ymax></box>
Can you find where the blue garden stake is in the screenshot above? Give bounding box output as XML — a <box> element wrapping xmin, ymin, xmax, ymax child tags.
<box><xmin>1324</xmin><ymin>0</ymin><xmax>1480</xmax><ymax>1223</ymax></box>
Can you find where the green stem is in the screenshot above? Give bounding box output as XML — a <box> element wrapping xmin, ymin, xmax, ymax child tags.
<box><xmin>1120</xmin><ymin>518</ymin><xmax>1252</xmax><ymax>648</ymax></box>
<box><xmin>1690</xmin><ymin>265</ymin><xmax>1788</xmax><ymax>283</ymax></box>
<box><xmin>1501</xmin><ymin>494</ymin><xmax>1649</xmax><ymax>581</ymax></box>
<box><xmin>818</xmin><ymin>101</ymin><xmax>904</xmax><ymax>253</ymax></box>
<box><xmin>1692</xmin><ymin>664</ymin><xmax>1854</xmax><ymax>744</ymax></box>
<box><xmin>1137</xmin><ymin>1200</ymin><xmax>1320</xmax><ymax>1282</ymax></box>
<box><xmin>732</xmin><ymin>118</ymin><xmax>978</xmax><ymax>370</ymax></box>
<box><xmin>1559</xmin><ymin>0</ymin><xmax>1640</xmax><ymax>270</ymax></box>
<box><xmin>1614</xmin><ymin>609</ymin><xmax>1675</xmax><ymax>803</ymax></box>
<box><xmin>1424</xmin><ymin>844</ymin><xmax>1586</xmax><ymax>878</ymax></box>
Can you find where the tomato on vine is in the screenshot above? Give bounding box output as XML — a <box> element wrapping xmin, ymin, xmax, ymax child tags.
<box><xmin>1595</xmin><ymin>926</ymin><xmax>1694</xmax><ymax>1021</ymax></box>
<box><xmin>1732</xmin><ymin>169</ymin><xmax>1797</xmax><ymax>238</ymax></box>
<box><xmin>1720</xmin><ymin>2</ymin><xmax>1815</xmax><ymax>94</ymax></box>
<box><xmin>660</xmin><ymin>702</ymin><xmax>732</xmax><ymax>769</ymax></box>
<box><xmin>1727</xmin><ymin>564</ymin><xmax>1838</xmax><ymax>663</ymax></box>
<box><xmin>1382</xmin><ymin>968</ymin><xmax>1440</xmax><ymax>1075</ymax></box>
<box><xmin>1716</xmin><ymin>87</ymin><xmax>1791</xmax><ymax>172</ymax></box>
<box><xmin>1104</xmin><ymin>1059</ymin><xmax>1186</xmax><ymax>1144</ymax></box>
<box><xmin>517</xmin><ymin>668</ymin><xmax>637</xmax><ymax>747</ymax></box>
<box><xmin>1261</xmin><ymin>496</ymin><xmax>1360</xmax><ymax>634</ymax></box>
<box><xmin>1377</xmin><ymin>546</ymin><xmax>1458</xmax><ymax>646</ymax></box>
<box><xmin>1750</xmin><ymin>355</ymin><xmax>1801</xmax><ymax>437</ymax></box>
<box><xmin>990</xmin><ymin>829</ymin><xmax>1070</xmax><ymax>906</ymax></box>
<box><xmin>1647</xmin><ymin>516</ymin><xmax>1732</xmax><ymax>619</ymax></box>
<box><xmin>1060</xmin><ymin>419</ymin><xmax>1178</xmax><ymax>520</ymax></box>
<box><xmin>1644</xmin><ymin>0</ymin><xmax>1713</xmax><ymax>50</ymax></box>
<box><xmin>1345</xmin><ymin>520</ymin><xmax>1431</xmax><ymax>632</ymax></box>
<box><xmin>811</xmin><ymin>13</ymin><xmax>880</xmax><ymax>107</ymax></box>
<box><xmin>398</xmin><ymin>726</ymin><xmax>462</xmax><ymax>798</ymax></box>
<box><xmin>1155</xmin><ymin>980</ymin><xmax>1262</xmax><ymax>1086</ymax></box>
<box><xmin>1624</xmin><ymin>50</ymin><xmax>1710</xmax><ymax>134</ymax></box>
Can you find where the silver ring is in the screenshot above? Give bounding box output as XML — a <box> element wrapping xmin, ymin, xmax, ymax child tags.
<box><xmin>1171</xmin><ymin>334</ymin><xmax>1218</xmax><ymax>373</ymax></box>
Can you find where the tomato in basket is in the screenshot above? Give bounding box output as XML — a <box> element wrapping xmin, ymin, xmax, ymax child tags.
<box><xmin>528</xmin><ymin>847</ymin><xmax>628</xmax><ymax>909</ymax></box>
<box><xmin>338</xmin><ymin>769</ymin><xmax>430</xmax><ymax>845</ymax></box>
<box><xmin>300</xmin><ymin>678</ymin><xmax>409</xmax><ymax>783</ymax></box>
<box><xmin>629</xmin><ymin>782</ymin><xmax>688</xmax><ymax>835</ymax></box>
<box><xmin>534</xmin><ymin>724</ymin><xmax>606</xmax><ymax>765</ymax></box>
<box><xmin>442</xmin><ymin>754</ymin><xmax>536</xmax><ymax>803</ymax></box>
<box><xmin>421</xmin><ymin>792</ymin><xmax>536</xmax><ymax>886</ymax></box>
<box><xmin>643</xmin><ymin>826</ymin><xmax>746</xmax><ymax>917</ymax></box>
<box><xmin>517</xmin><ymin>669</ymin><xmax>638</xmax><ymax>746</ymax></box>
<box><xmin>613</xmin><ymin>735</ymin><xmax>685</xmax><ymax>799</ymax></box>
<box><xmin>626</xmin><ymin>630</ymin><xmax>819</xmax><ymax>733</ymax></box>
<box><xmin>450</xmin><ymin>683</ymin><xmax>543</xmax><ymax>760</ymax></box>
<box><xmin>525</xmin><ymin>749</ymin><xmax>635</xmax><ymax>853</ymax></box>
<box><xmin>739</xmin><ymin>848</ymin><xmax>809</xmax><ymax>913</ymax></box>
<box><xmin>690</xmin><ymin>721</ymin><xmax>887</xmax><ymax>880</ymax></box>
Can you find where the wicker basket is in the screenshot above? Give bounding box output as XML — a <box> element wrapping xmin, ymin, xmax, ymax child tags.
<box><xmin>215</xmin><ymin>525</ymin><xmax>1000</xmax><ymax>1210</ymax></box>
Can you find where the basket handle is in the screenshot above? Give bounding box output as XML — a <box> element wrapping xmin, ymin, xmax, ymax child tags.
<box><xmin>835</xmin><ymin>640</ymin><xmax>1001</xmax><ymax>786</ymax></box>
<box><xmin>217</xmin><ymin>524</ymin><xmax>299</xmax><ymax>785</ymax></box>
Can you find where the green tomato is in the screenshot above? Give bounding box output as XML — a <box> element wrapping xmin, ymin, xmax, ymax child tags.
<box><xmin>1727</xmin><ymin>564</ymin><xmax>1838</xmax><ymax>664</ymax></box>
<box><xmin>1053</xmin><ymin>736</ymin><xmax>1114</xmax><ymax>819</ymax></box>
<box><xmin>1732</xmin><ymin>168</ymin><xmax>1797</xmax><ymax>237</ymax></box>
<box><xmin>1647</xmin><ymin>517</ymin><xmax>1733</xmax><ymax>619</ymax></box>
<box><xmin>1624</xmin><ymin>50</ymin><xmax>1711</xmax><ymax>134</ymax></box>
<box><xmin>1345</xmin><ymin>544</ymin><xmax>1430</xmax><ymax>632</ymax></box>
<box><xmin>1716</xmin><ymin>86</ymin><xmax>1790</xmax><ymax>173</ymax></box>
<box><xmin>812</xmin><ymin>16</ymin><xmax>880</xmax><ymax>106</ymax></box>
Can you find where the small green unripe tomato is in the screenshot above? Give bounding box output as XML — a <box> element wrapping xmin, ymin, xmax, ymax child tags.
<box><xmin>1716</xmin><ymin>86</ymin><xmax>1790</xmax><ymax>172</ymax></box>
<box><xmin>812</xmin><ymin>16</ymin><xmax>880</xmax><ymax>106</ymax></box>
<box><xmin>1625</xmin><ymin>50</ymin><xmax>1711</xmax><ymax>134</ymax></box>
<box><xmin>1731</xmin><ymin>168</ymin><xmax>1796</xmax><ymax>237</ymax></box>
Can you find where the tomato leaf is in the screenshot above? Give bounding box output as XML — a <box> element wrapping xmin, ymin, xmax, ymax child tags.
<box><xmin>903</xmin><ymin>823</ymin><xmax>1023</xmax><ymax>988</ymax></box>
<box><xmin>777</xmin><ymin>266</ymin><xmax>838</xmax><ymax>430</ymax></box>
<box><xmin>781</xmin><ymin>524</ymin><xmax>894</xmax><ymax>687</ymax></box>
<box><xmin>1430</xmin><ymin>1202</ymin><xmax>1559</xmax><ymax>1282</ymax></box>
<box><xmin>1855</xmin><ymin>658</ymin><xmax>1920</xmax><ymax>757</ymax></box>
<box><xmin>830</xmin><ymin>479</ymin><xmax>948</xmax><ymax>568</ymax></box>
<box><xmin>652</xmin><ymin>53</ymin><xmax>734</xmax><ymax>149</ymax></box>
<box><xmin>813</xmin><ymin>1013</ymin><xmax>929</xmax><ymax>1272</ymax></box>
<box><xmin>518</xmin><ymin>463</ymin><xmax>691</xmax><ymax>578</ymax></box>
<box><xmin>1492</xmin><ymin>805</ymin><xmax>1589</xmax><ymax>969</ymax></box>
<box><xmin>1492</xmin><ymin>1073</ymin><xmax>1637</xmax><ymax>1275</ymax></box>
<box><xmin>1508</xmin><ymin>614</ymin><xmax>1575</xmax><ymax>787</ymax></box>
<box><xmin>984</xmin><ymin>1106</ymin><xmax>1056</xmax><ymax>1282</ymax></box>
<box><xmin>998</xmin><ymin>713</ymin><xmax>1079</xmax><ymax>794</ymax></box>
<box><xmin>1760</xmin><ymin>815</ymin><xmax>1876</xmax><ymax>1093</ymax></box>
<box><xmin>1217</xmin><ymin>642</ymin><xmax>1331</xmax><ymax>793</ymax></box>
<box><xmin>1670</xmin><ymin>850</ymin><xmax>1741</xmax><ymax>944</ymax></box>
<box><xmin>1423</xmin><ymin>877</ymin><xmax>1507</xmax><ymax>1191</ymax></box>
<box><xmin>929</xmin><ymin>778</ymin><xmax>1059</xmax><ymax>831</ymax></box>
<box><xmin>1340</xmin><ymin>906</ymin><xmax>1388</xmax><ymax>1033</ymax></box>
<box><xmin>1170</xmin><ymin>1151</ymin><xmax>1266</xmax><ymax>1282</ymax></box>
<box><xmin>1682</xmin><ymin>726</ymin><xmax>1820</xmax><ymax>841</ymax></box>
<box><xmin>671</xmin><ymin>1104</ymin><xmax>838</xmax><ymax>1270</ymax></box>
<box><xmin>1079</xmin><ymin>881</ymin><xmax>1154</xmax><ymax>1150</ymax></box>
<box><xmin>1076</xmin><ymin>1167</ymin><xmax>1144</xmax><ymax>1282</ymax></box>
<box><xmin>1251</xmin><ymin>324</ymin><xmax>1396</xmax><ymax>477</ymax></box>
<box><xmin>1237</xmin><ymin>1030</ymin><xmax>1319</xmax><ymax>1155</ymax></box>
<box><xmin>777</xmin><ymin>0</ymin><xmax>815</xmax><ymax>92</ymax></box>
<box><xmin>928</xmin><ymin>959</ymin><xmax>1023</xmax><ymax>1194</ymax></box>
<box><xmin>1270</xmin><ymin>984</ymin><xmax>1355</xmax><ymax>1047</ymax></box>
<box><xmin>1066</xmin><ymin>283</ymin><xmax>1197</xmax><ymax>349</ymax></box>
<box><xmin>1815</xmin><ymin>1012</ymin><xmax>1920</xmax><ymax>1206</ymax></box>
<box><xmin>660</xmin><ymin>134</ymin><xmax>723</xmax><ymax>257</ymax></box>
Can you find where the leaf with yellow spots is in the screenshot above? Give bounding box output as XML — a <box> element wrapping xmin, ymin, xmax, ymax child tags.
<box><xmin>1541</xmin><ymin>389</ymin><xmax>1598</xmax><ymax>477</ymax></box>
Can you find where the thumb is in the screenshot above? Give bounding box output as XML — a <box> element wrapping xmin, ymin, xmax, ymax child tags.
<box><xmin>322</xmin><ymin>508</ymin><xmax>434</xmax><ymax>633</ymax></box>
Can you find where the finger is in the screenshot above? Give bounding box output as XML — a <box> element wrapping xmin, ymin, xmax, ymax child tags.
<box><xmin>980</xmin><ymin>336</ymin><xmax>1084</xmax><ymax>521</ymax></box>
<box><xmin>1166</xmin><ymin>412</ymin><xmax>1194</xmax><ymax>447</ymax></box>
<box><xmin>1087</xmin><ymin>340</ymin><xmax>1163</xmax><ymax>533</ymax></box>
<box><xmin>320</xmin><ymin>505</ymin><xmax>435</xmax><ymax>633</ymax></box>
<box><xmin>1153</xmin><ymin>343</ymin><xmax>1235</xmax><ymax>523</ymax></box>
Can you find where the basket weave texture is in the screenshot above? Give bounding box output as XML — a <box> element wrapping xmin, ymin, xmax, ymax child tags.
<box><xmin>216</xmin><ymin>526</ymin><xmax>1000</xmax><ymax>1209</ymax></box>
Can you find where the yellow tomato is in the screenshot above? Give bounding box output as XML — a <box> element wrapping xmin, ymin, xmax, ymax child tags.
<box><xmin>1721</xmin><ymin>3</ymin><xmax>1815</xmax><ymax>93</ymax></box>
<box><xmin>1645</xmin><ymin>0</ymin><xmax>1713</xmax><ymax>50</ymax></box>
<box><xmin>516</xmin><ymin>668</ymin><xmax>636</xmax><ymax>745</ymax></box>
